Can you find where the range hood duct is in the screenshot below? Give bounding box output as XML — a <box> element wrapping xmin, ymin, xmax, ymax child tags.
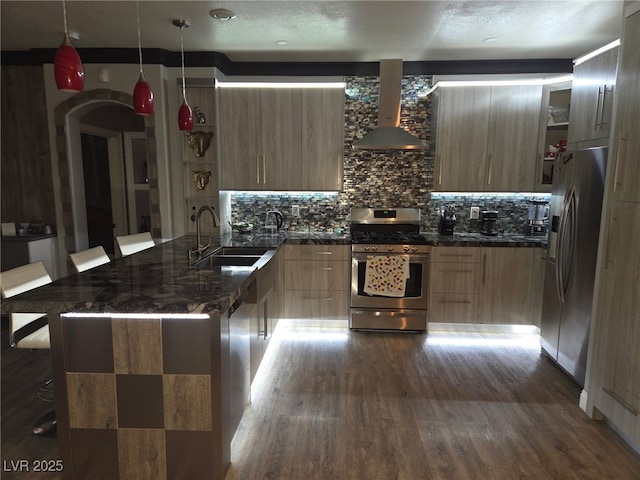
<box><xmin>353</xmin><ymin>59</ymin><xmax>426</xmax><ymax>150</ymax></box>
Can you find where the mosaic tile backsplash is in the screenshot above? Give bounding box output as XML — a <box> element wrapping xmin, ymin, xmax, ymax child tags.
<box><xmin>229</xmin><ymin>75</ymin><xmax>550</xmax><ymax>235</ymax></box>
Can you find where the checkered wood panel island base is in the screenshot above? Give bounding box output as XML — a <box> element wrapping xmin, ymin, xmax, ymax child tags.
<box><xmin>60</xmin><ymin>313</ymin><xmax>227</xmax><ymax>480</ymax></box>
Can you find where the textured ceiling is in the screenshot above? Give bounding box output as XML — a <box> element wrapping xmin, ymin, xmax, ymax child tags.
<box><xmin>0</xmin><ymin>1</ymin><xmax>625</xmax><ymax>62</ymax></box>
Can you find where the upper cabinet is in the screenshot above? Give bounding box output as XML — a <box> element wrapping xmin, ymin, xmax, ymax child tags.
<box><xmin>567</xmin><ymin>46</ymin><xmax>619</xmax><ymax>146</ymax></box>
<box><xmin>536</xmin><ymin>83</ymin><xmax>572</xmax><ymax>191</ymax></box>
<box><xmin>218</xmin><ymin>86</ymin><xmax>344</xmax><ymax>191</ymax></box>
<box><xmin>609</xmin><ymin>11</ymin><xmax>640</xmax><ymax>203</ymax></box>
<box><xmin>434</xmin><ymin>85</ymin><xmax>542</xmax><ymax>192</ymax></box>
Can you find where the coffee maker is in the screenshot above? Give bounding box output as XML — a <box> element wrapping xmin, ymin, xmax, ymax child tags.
<box><xmin>480</xmin><ymin>210</ymin><xmax>498</xmax><ymax>236</ymax></box>
<box><xmin>524</xmin><ymin>199</ymin><xmax>550</xmax><ymax>236</ymax></box>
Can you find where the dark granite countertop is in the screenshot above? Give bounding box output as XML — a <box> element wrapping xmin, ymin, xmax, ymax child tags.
<box><xmin>420</xmin><ymin>232</ymin><xmax>547</xmax><ymax>248</ymax></box>
<box><xmin>2</xmin><ymin>230</ymin><xmax>544</xmax><ymax>317</ymax></box>
<box><xmin>2</xmin><ymin>236</ymin><xmax>255</xmax><ymax>317</ymax></box>
<box><xmin>1</xmin><ymin>233</ymin><xmax>57</xmax><ymax>242</ymax></box>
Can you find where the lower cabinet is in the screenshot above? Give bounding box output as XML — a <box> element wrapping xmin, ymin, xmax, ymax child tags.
<box><xmin>429</xmin><ymin>247</ymin><xmax>482</xmax><ymax>323</ymax></box>
<box><xmin>429</xmin><ymin>246</ymin><xmax>537</xmax><ymax>325</ymax></box>
<box><xmin>282</xmin><ymin>244</ymin><xmax>350</xmax><ymax>321</ymax></box>
<box><xmin>477</xmin><ymin>247</ymin><xmax>536</xmax><ymax>325</ymax></box>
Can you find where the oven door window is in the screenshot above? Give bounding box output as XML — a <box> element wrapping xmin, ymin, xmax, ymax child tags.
<box><xmin>356</xmin><ymin>259</ymin><xmax>423</xmax><ymax>297</ymax></box>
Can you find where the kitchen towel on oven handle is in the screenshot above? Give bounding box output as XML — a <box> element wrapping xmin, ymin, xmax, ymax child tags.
<box><xmin>363</xmin><ymin>254</ymin><xmax>410</xmax><ymax>297</ymax></box>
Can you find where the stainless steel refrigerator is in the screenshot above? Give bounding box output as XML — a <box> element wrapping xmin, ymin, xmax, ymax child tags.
<box><xmin>540</xmin><ymin>146</ymin><xmax>608</xmax><ymax>387</ymax></box>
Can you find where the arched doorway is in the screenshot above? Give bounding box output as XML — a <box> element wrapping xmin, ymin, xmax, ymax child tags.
<box><xmin>53</xmin><ymin>89</ymin><xmax>160</xmax><ymax>257</ymax></box>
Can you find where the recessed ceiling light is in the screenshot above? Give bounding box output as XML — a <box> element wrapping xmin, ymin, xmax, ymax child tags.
<box><xmin>483</xmin><ymin>37</ymin><xmax>498</xmax><ymax>43</ymax></box>
<box><xmin>210</xmin><ymin>8</ymin><xmax>236</xmax><ymax>21</ymax></box>
<box><xmin>275</xmin><ymin>40</ymin><xmax>289</xmax><ymax>46</ymax></box>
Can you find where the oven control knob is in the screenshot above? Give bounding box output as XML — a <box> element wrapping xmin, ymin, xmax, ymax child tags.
<box><xmin>372</xmin><ymin>246</ymin><xmax>378</xmax><ymax>252</ymax></box>
<box><xmin>364</xmin><ymin>246</ymin><xmax>370</xmax><ymax>252</ymax></box>
<box><xmin>412</xmin><ymin>246</ymin><xmax>418</xmax><ymax>252</ymax></box>
<box><xmin>387</xmin><ymin>246</ymin><xmax>394</xmax><ymax>252</ymax></box>
<box><xmin>403</xmin><ymin>246</ymin><xmax>410</xmax><ymax>252</ymax></box>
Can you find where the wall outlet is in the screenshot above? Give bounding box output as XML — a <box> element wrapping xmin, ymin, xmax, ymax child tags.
<box><xmin>470</xmin><ymin>207</ymin><xmax>480</xmax><ymax>220</ymax></box>
<box><xmin>291</xmin><ymin>205</ymin><xmax>300</xmax><ymax>217</ymax></box>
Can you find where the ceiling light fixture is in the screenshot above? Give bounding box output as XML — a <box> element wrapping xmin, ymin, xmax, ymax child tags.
<box><xmin>54</xmin><ymin>0</ymin><xmax>84</xmax><ymax>92</ymax></box>
<box><xmin>132</xmin><ymin>1</ymin><xmax>153</xmax><ymax>116</ymax></box>
<box><xmin>173</xmin><ymin>19</ymin><xmax>193</xmax><ymax>131</ymax></box>
<box><xmin>209</xmin><ymin>8</ymin><xmax>236</xmax><ymax>21</ymax></box>
<box><xmin>275</xmin><ymin>40</ymin><xmax>289</xmax><ymax>46</ymax></box>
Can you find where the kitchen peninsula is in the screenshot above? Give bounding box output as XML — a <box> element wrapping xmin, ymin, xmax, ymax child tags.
<box><xmin>0</xmin><ymin>233</ymin><xmax>351</xmax><ymax>480</ymax></box>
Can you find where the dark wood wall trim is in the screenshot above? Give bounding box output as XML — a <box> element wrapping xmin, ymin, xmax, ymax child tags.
<box><xmin>1</xmin><ymin>49</ymin><xmax>574</xmax><ymax>75</ymax></box>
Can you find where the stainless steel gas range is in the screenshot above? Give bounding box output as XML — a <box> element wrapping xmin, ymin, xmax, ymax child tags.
<box><xmin>350</xmin><ymin>208</ymin><xmax>430</xmax><ymax>332</ymax></box>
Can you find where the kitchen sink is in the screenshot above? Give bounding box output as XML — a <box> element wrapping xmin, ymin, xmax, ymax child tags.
<box><xmin>213</xmin><ymin>247</ymin><xmax>271</xmax><ymax>256</ymax></box>
<box><xmin>196</xmin><ymin>254</ymin><xmax>263</xmax><ymax>267</ymax></box>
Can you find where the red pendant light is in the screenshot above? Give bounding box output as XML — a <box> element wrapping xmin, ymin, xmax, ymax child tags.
<box><xmin>174</xmin><ymin>19</ymin><xmax>193</xmax><ymax>131</ymax></box>
<box><xmin>132</xmin><ymin>1</ymin><xmax>153</xmax><ymax>115</ymax></box>
<box><xmin>54</xmin><ymin>1</ymin><xmax>84</xmax><ymax>92</ymax></box>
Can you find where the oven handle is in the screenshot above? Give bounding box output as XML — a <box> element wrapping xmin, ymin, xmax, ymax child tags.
<box><xmin>352</xmin><ymin>253</ymin><xmax>430</xmax><ymax>262</ymax></box>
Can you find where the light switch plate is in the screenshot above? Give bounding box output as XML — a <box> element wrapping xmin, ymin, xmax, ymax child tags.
<box><xmin>292</xmin><ymin>205</ymin><xmax>300</xmax><ymax>217</ymax></box>
<box><xmin>470</xmin><ymin>207</ymin><xmax>480</xmax><ymax>219</ymax></box>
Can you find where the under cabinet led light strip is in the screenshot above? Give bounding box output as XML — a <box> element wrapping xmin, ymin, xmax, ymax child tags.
<box><xmin>426</xmin><ymin>75</ymin><xmax>574</xmax><ymax>95</ymax></box>
<box><xmin>573</xmin><ymin>39</ymin><xmax>621</xmax><ymax>66</ymax></box>
<box><xmin>217</xmin><ymin>81</ymin><xmax>346</xmax><ymax>89</ymax></box>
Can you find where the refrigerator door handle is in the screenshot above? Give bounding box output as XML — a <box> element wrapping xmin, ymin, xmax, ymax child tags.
<box><xmin>556</xmin><ymin>186</ymin><xmax>576</xmax><ymax>304</ymax></box>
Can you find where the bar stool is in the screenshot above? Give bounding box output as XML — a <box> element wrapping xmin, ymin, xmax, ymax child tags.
<box><xmin>0</xmin><ymin>261</ymin><xmax>55</xmax><ymax>435</ymax></box>
<box><xmin>69</xmin><ymin>246</ymin><xmax>111</xmax><ymax>272</ymax></box>
<box><xmin>115</xmin><ymin>232</ymin><xmax>155</xmax><ymax>257</ymax></box>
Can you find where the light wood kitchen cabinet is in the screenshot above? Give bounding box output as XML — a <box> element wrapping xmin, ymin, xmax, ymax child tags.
<box><xmin>609</xmin><ymin>11</ymin><xmax>640</xmax><ymax>203</ymax></box>
<box><xmin>586</xmin><ymin>6</ymin><xmax>640</xmax><ymax>449</ymax></box>
<box><xmin>429</xmin><ymin>246</ymin><xmax>538</xmax><ymax>325</ymax></box>
<box><xmin>219</xmin><ymin>87</ymin><xmax>301</xmax><ymax>190</ymax></box>
<box><xmin>592</xmin><ymin>202</ymin><xmax>640</xmax><ymax>415</ymax></box>
<box><xmin>282</xmin><ymin>244</ymin><xmax>350</xmax><ymax>321</ymax></box>
<box><xmin>434</xmin><ymin>87</ymin><xmax>490</xmax><ymax>191</ymax></box>
<box><xmin>477</xmin><ymin>247</ymin><xmax>536</xmax><ymax>325</ymax></box>
<box><xmin>218</xmin><ymin>86</ymin><xmax>344</xmax><ymax>191</ymax></box>
<box><xmin>301</xmin><ymin>88</ymin><xmax>345</xmax><ymax>191</ymax></box>
<box><xmin>429</xmin><ymin>247</ymin><xmax>482</xmax><ymax>324</ymax></box>
<box><xmin>568</xmin><ymin>46</ymin><xmax>618</xmax><ymax>146</ymax></box>
<box><xmin>434</xmin><ymin>85</ymin><xmax>542</xmax><ymax>192</ymax></box>
<box><xmin>535</xmin><ymin>83</ymin><xmax>571</xmax><ymax>192</ymax></box>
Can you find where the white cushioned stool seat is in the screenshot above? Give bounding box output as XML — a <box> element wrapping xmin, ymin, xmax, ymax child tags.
<box><xmin>70</xmin><ymin>246</ymin><xmax>110</xmax><ymax>272</ymax></box>
<box><xmin>115</xmin><ymin>232</ymin><xmax>155</xmax><ymax>257</ymax></box>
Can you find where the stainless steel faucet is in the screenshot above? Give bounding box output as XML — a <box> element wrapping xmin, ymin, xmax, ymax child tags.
<box><xmin>195</xmin><ymin>205</ymin><xmax>220</xmax><ymax>254</ymax></box>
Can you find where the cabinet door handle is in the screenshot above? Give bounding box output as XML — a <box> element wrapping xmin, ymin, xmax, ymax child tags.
<box><xmin>594</xmin><ymin>86</ymin><xmax>604</xmax><ymax>129</ymax></box>
<box><xmin>482</xmin><ymin>252</ymin><xmax>487</xmax><ymax>285</ymax></box>
<box><xmin>310</xmin><ymin>251</ymin><xmax>333</xmax><ymax>256</ymax></box>
<box><xmin>604</xmin><ymin>209</ymin><xmax>615</xmax><ymax>269</ymax></box>
<box><xmin>256</xmin><ymin>154</ymin><xmax>260</xmax><ymax>184</ymax></box>
<box><xmin>612</xmin><ymin>133</ymin><xmax>627</xmax><ymax>193</ymax></box>
<box><xmin>486</xmin><ymin>154</ymin><xmax>492</xmax><ymax>186</ymax></box>
<box><xmin>439</xmin><ymin>253</ymin><xmax>474</xmax><ymax>257</ymax></box>
<box><xmin>437</xmin><ymin>154</ymin><xmax>442</xmax><ymax>186</ymax></box>
<box><xmin>438</xmin><ymin>299</ymin><xmax>472</xmax><ymax>304</ymax></box>
<box><xmin>302</xmin><ymin>296</ymin><xmax>333</xmax><ymax>301</ymax></box>
<box><xmin>600</xmin><ymin>85</ymin><xmax>613</xmax><ymax>127</ymax></box>
<box><xmin>262</xmin><ymin>154</ymin><xmax>266</xmax><ymax>184</ymax></box>
<box><xmin>439</xmin><ymin>269</ymin><xmax>474</xmax><ymax>274</ymax></box>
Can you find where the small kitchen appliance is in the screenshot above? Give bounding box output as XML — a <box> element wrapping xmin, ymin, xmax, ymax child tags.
<box><xmin>480</xmin><ymin>210</ymin><xmax>498</xmax><ymax>236</ymax></box>
<box><xmin>524</xmin><ymin>199</ymin><xmax>550</xmax><ymax>236</ymax></box>
<box><xmin>438</xmin><ymin>207</ymin><xmax>456</xmax><ymax>235</ymax></box>
<box><xmin>350</xmin><ymin>208</ymin><xmax>430</xmax><ymax>332</ymax></box>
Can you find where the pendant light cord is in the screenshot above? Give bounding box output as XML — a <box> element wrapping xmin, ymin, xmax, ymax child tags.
<box><xmin>136</xmin><ymin>1</ymin><xmax>143</xmax><ymax>74</ymax></box>
<box><xmin>180</xmin><ymin>24</ymin><xmax>187</xmax><ymax>102</ymax></box>
<box><xmin>62</xmin><ymin>0</ymin><xmax>69</xmax><ymax>36</ymax></box>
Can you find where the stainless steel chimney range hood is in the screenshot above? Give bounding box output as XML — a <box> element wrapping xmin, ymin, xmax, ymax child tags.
<box><xmin>352</xmin><ymin>59</ymin><xmax>426</xmax><ymax>151</ymax></box>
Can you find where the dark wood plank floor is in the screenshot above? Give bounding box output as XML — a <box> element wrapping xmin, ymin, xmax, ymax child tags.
<box><xmin>226</xmin><ymin>322</ymin><xmax>640</xmax><ymax>480</ymax></box>
<box><xmin>3</xmin><ymin>318</ymin><xmax>640</xmax><ymax>479</ymax></box>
